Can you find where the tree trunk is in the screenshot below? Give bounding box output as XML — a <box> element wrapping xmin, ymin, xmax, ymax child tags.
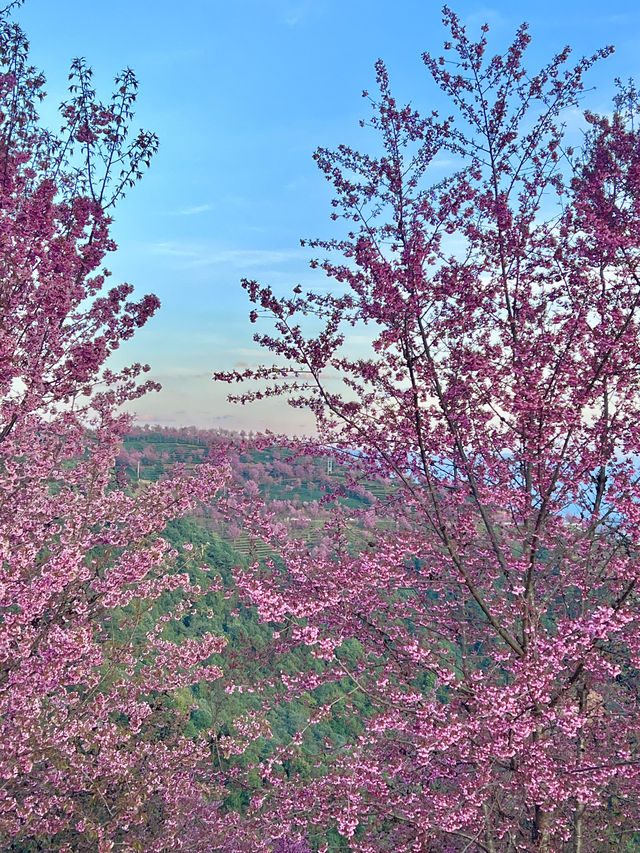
<box><xmin>574</xmin><ymin>685</ymin><xmax>587</xmax><ymax>853</ymax></box>
<box><xmin>482</xmin><ymin>802</ymin><xmax>497</xmax><ymax>853</ymax></box>
<box><xmin>533</xmin><ymin>804</ymin><xmax>551</xmax><ymax>852</ymax></box>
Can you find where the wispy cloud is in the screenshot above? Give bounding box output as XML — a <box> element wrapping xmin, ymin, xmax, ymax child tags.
<box><xmin>148</xmin><ymin>241</ymin><xmax>305</xmax><ymax>269</ymax></box>
<box><xmin>150</xmin><ymin>368</ymin><xmax>212</xmax><ymax>379</ymax></box>
<box><xmin>270</xmin><ymin>0</ymin><xmax>327</xmax><ymax>28</ymax></box>
<box><xmin>139</xmin><ymin>47</ymin><xmax>204</xmax><ymax>67</ymax></box>
<box><xmin>463</xmin><ymin>8</ymin><xmax>509</xmax><ymax>30</ymax></box>
<box><xmin>283</xmin><ymin>2</ymin><xmax>310</xmax><ymax>27</ymax></box>
<box><xmin>175</xmin><ymin>204</ymin><xmax>212</xmax><ymax>216</ymax></box>
<box><xmin>430</xmin><ymin>157</ymin><xmax>460</xmax><ymax>170</ymax></box>
<box><xmin>596</xmin><ymin>14</ymin><xmax>636</xmax><ymax>24</ymax></box>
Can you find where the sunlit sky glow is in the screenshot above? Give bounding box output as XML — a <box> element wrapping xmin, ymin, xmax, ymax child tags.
<box><xmin>16</xmin><ymin>0</ymin><xmax>640</xmax><ymax>433</ymax></box>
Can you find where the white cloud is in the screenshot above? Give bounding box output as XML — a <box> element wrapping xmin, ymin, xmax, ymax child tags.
<box><xmin>176</xmin><ymin>204</ymin><xmax>213</xmax><ymax>216</ymax></box>
<box><xmin>147</xmin><ymin>241</ymin><xmax>306</xmax><ymax>269</ymax></box>
<box><xmin>150</xmin><ymin>367</ymin><xmax>212</xmax><ymax>379</ymax></box>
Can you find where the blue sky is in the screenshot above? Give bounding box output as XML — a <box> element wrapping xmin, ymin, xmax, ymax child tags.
<box><xmin>15</xmin><ymin>0</ymin><xmax>640</xmax><ymax>433</ymax></box>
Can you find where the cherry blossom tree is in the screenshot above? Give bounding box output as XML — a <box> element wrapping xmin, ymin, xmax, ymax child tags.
<box><xmin>0</xmin><ymin>9</ymin><xmax>252</xmax><ymax>851</ymax></box>
<box><xmin>217</xmin><ymin>9</ymin><xmax>640</xmax><ymax>852</ymax></box>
